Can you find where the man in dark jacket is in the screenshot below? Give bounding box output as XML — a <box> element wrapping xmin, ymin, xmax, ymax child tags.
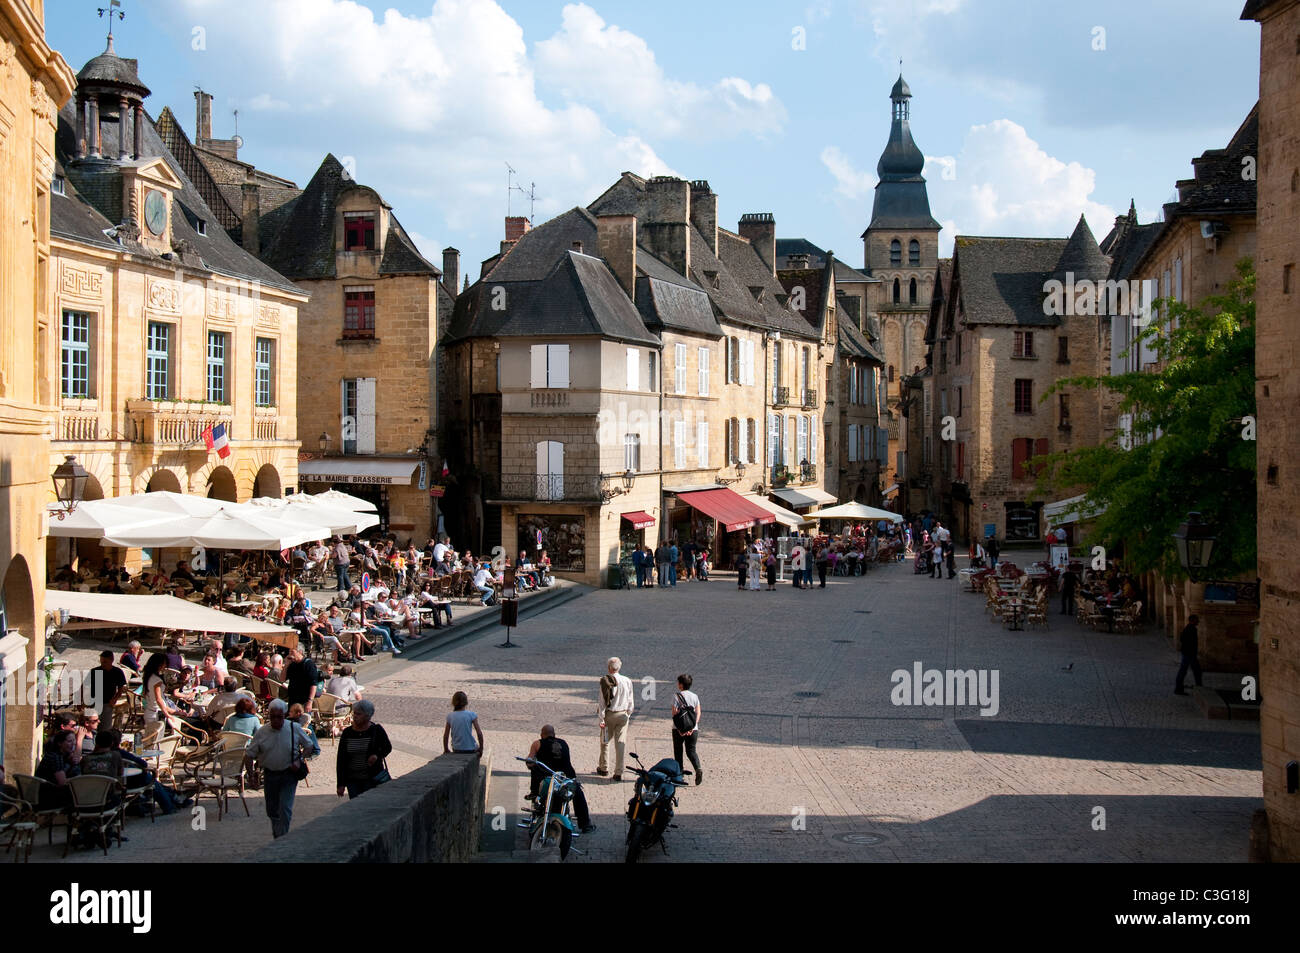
<box><xmin>526</xmin><ymin>725</ymin><xmax>595</xmax><ymax>833</ymax></box>
<box><xmin>1060</xmin><ymin>569</ymin><xmax>1078</xmax><ymax>616</ymax></box>
<box><xmin>654</xmin><ymin>543</ymin><xmax>669</xmax><ymax>588</ymax></box>
<box><xmin>986</xmin><ymin>536</ymin><xmax>1001</xmax><ymax>570</ymax></box>
<box><xmin>1174</xmin><ymin>615</ymin><xmax>1203</xmax><ymax>695</ymax></box>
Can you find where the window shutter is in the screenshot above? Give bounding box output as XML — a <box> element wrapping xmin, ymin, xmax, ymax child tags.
<box><xmin>743</xmin><ymin>340</ymin><xmax>754</xmax><ymax>385</ymax></box>
<box><xmin>698</xmin><ymin>347</ymin><xmax>709</xmax><ymax>395</ymax></box>
<box><xmin>626</xmin><ymin>348</ymin><xmax>639</xmax><ymax>391</ymax></box>
<box><xmin>797</xmin><ymin>416</ymin><xmax>807</xmax><ymax>464</ymax></box>
<box><xmin>698</xmin><ymin>421</ymin><xmax>708</xmax><ymax>467</ymax></box>
<box><xmin>785</xmin><ymin>417</ymin><xmax>795</xmax><ymax>466</ymax></box>
<box><xmin>530</xmin><ymin>345</ymin><xmax>547</xmax><ymax>388</ymax></box>
<box><xmin>357</xmin><ymin>378</ymin><xmax>377</xmax><ymax>454</ymax></box>
<box><xmin>1012</xmin><ymin>438</ymin><xmax>1028</xmax><ymax>480</ymax></box>
<box><xmin>675</xmin><ymin>343</ymin><xmax>687</xmax><ymax>394</ymax></box>
<box><xmin>738</xmin><ymin>418</ymin><xmax>748</xmax><ymax>464</ymax></box>
<box><xmin>810</xmin><ymin>414</ymin><xmax>818</xmax><ymax>464</ymax></box>
<box><xmin>550</xmin><ymin>345</ymin><xmax>570</xmax><ymax>388</ymax></box>
<box><xmin>848</xmin><ymin>425</ymin><xmax>857</xmax><ymax>463</ymax></box>
<box><xmin>768</xmin><ymin>414</ymin><xmax>779</xmax><ymax>466</ymax></box>
<box><xmin>674</xmin><ymin>421</ymin><xmax>686</xmax><ymax>469</ymax></box>
<box><xmin>849</xmin><ymin>367</ymin><xmax>857</xmax><ymax>404</ymax></box>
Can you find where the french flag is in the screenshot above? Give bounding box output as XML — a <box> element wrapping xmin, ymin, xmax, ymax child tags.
<box><xmin>203</xmin><ymin>423</ymin><xmax>231</xmax><ymax>459</ymax></box>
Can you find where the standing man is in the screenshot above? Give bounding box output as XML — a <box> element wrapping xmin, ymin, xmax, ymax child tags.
<box><xmin>655</xmin><ymin>542</ymin><xmax>669</xmax><ymax>589</ymax></box>
<box><xmin>1174</xmin><ymin>614</ymin><xmax>1203</xmax><ymax>695</ymax></box>
<box><xmin>986</xmin><ymin>535</ymin><xmax>1000</xmax><ymax>571</ymax></box>
<box><xmin>667</xmin><ymin>539</ymin><xmax>679</xmax><ymax>587</ymax></box>
<box><xmin>1060</xmin><ymin>568</ymin><xmax>1078</xmax><ymax>616</ymax></box>
<box><xmin>283</xmin><ymin>646</ymin><xmax>319</xmax><ymax>712</ymax></box>
<box><xmin>631</xmin><ymin>545</ymin><xmax>646</xmax><ymax>589</ymax></box>
<box><xmin>245</xmin><ymin>699</ymin><xmax>316</xmax><ymax>838</ymax></box>
<box><xmin>790</xmin><ymin>537</ymin><xmax>806</xmax><ymax>589</ymax></box>
<box><xmin>82</xmin><ymin>650</ymin><xmax>127</xmax><ymax>719</ymax></box>
<box><xmin>815</xmin><ymin>541</ymin><xmax>830</xmax><ymax>588</ymax></box>
<box><xmin>596</xmin><ymin>657</ymin><xmax>634</xmax><ymax>780</ymax></box>
<box><xmin>803</xmin><ymin>534</ymin><xmax>815</xmax><ymax>589</ymax></box>
<box><xmin>671</xmin><ymin>674</ymin><xmax>703</xmax><ymax>786</ymax></box>
<box><xmin>333</xmin><ymin>536</ymin><xmax>352</xmax><ymax>592</ymax></box>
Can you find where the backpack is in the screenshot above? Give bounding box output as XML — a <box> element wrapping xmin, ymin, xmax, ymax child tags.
<box><xmin>672</xmin><ymin>693</ymin><xmax>697</xmax><ymax>733</ymax></box>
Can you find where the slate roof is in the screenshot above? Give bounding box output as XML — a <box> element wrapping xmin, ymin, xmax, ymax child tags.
<box><xmin>1166</xmin><ymin>104</ymin><xmax>1258</xmax><ymax>218</ymax></box>
<box><xmin>838</xmin><ymin>313</ymin><xmax>884</xmax><ymax>364</ymax></box>
<box><xmin>1240</xmin><ymin>0</ymin><xmax>1281</xmax><ymax>20</ymax></box>
<box><xmin>1053</xmin><ymin>215</ymin><xmax>1111</xmax><ymax>283</ymax></box>
<box><xmin>258</xmin><ymin>154</ymin><xmax>438</xmax><ymax>280</ymax></box>
<box><xmin>925</xmin><ymin>259</ymin><xmax>955</xmax><ymax>345</ymax></box>
<box><xmin>1100</xmin><ymin>205</ymin><xmax>1162</xmax><ymax>283</ymax></box>
<box><xmin>777</xmin><ymin>265</ymin><xmax>829</xmax><ymax>337</ymax></box>
<box><xmin>711</xmin><ymin>229</ymin><xmax>819</xmax><ymax>338</ymax></box>
<box><xmin>53</xmin><ymin>100</ymin><xmax>300</xmax><ymax>293</ymax></box>
<box><xmin>444</xmin><ymin>208</ymin><xmax>658</xmax><ymax>347</ymax></box>
<box><xmin>950</xmin><ymin>236</ymin><xmax>1072</xmax><ymax>329</ymax></box>
<box><xmin>868</xmin><ymin>75</ymin><xmax>940</xmax><ymax>232</ymax></box>
<box><xmin>76</xmin><ymin>37</ymin><xmax>150</xmax><ymax>95</ymax></box>
<box><xmin>775</xmin><ymin>238</ymin><xmax>876</xmax><ymax>283</ymax></box>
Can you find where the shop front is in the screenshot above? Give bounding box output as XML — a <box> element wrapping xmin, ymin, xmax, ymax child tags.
<box><xmin>517</xmin><ymin>512</ymin><xmax>588</xmax><ymax>574</ymax></box>
<box><xmin>668</xmin><ymin>487</ymin><xmax>775</xmax><ymax>569</ymax></box>
<box><xmin>1004</xmin><ymin>500</ymin><xmax>1045</xmax><ymax>542</ymax></box>
<box><xmin>298</xmin><ymin>457</ymin><xmax>427</xmax><ymax>538</ymax></box>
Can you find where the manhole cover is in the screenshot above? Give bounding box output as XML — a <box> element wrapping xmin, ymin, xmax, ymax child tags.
<box><xmin>628</xmin><ymin>627</ymin><xmax>649</xmax><ymax>632</ymax></box>
<box><xmin>794</xmin><ymin>691</ymin><xmax>821</xmax><ymax>698</ymax></box>
<box><xmin>834</xmin><ymin>832</ymin><xmax>885</xmax><ymax>846</ymax></box>
<box><xmin>854</xmin><ymin>610</ymin><xmax>872</xmax><ymax>614</ymax></box>
<box><xmin>832</xmin><ymin>639</ymin><xmax>854</xmax><ymax>644</ymax></box>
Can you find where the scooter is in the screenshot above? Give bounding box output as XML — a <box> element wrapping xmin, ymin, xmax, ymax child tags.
<box><xmin>623</xmin><ymin>752</ymin><xmax>685</xmax><ymax>863</ymax></box>
<box><xmin>516</xmin><ymin>756</ymin><xmax>580</xmax><ymax>860</ymax></box>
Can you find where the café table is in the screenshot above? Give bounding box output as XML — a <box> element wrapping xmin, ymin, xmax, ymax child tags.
<box><xmin>958</xmin><ymin>569</ymin><xmax>982</xmax><ymax>592</ymax></box>
<box><xmin>1002</xmin><ymin>598</ymin><xmax>1026</xmax><ymax>631</ymax></box>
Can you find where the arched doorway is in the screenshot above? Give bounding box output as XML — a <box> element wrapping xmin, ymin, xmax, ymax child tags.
<box><xmin>1</xmin><ymin>556</ymin><xmax>37</xmax><ymax>769</ymax></box>
<box><xmin>75</xmin><ymin>474</ymin><xmax>106</xmax><ymax>568</ymax></box>
<box><xmin>206</xmin><ymin>466</ymin><xmax>237</xmax><ymax>502</ymax></box>
<box><xmin>146</xmin><ymin>469</ymin><xmax>182</xmax><ymax>494</ymax></box>
<box><xmin>252</xmin><ymin>464</ymin><xmax>281</xmax><ymax>499</ymax></box>
<box><xmin>854</xmin><ymin>483</ymin><xmax>867</xmax><ymax>503</ymax></box>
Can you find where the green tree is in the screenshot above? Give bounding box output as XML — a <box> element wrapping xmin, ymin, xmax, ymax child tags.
<box><xmin>1035</xmin><ymin>260</ymin><xmax>1256</xmax><ymax>579</ymax></box>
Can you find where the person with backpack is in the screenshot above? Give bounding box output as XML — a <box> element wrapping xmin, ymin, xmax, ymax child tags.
<box><xmin>986</xmin><ymin>535</ymin><xmax>1000</xmax><ymax>570</ymax></box>
<box><xmin>671</xmin><ymin>674</ymin><xmax>703</xmax><ymax>786</ymax></box>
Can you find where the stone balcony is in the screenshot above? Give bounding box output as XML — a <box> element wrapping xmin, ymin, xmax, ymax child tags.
<box><xmin>126</xmin><ymin>399</ymin><xmax>233</xmax><ymax>447</ymax></box>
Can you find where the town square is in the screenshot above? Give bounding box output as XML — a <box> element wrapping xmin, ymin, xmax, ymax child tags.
<box><xmin>0</xmin><ymin>0</ymin><xmax>1294</xmax><ymax>902</ymax></box>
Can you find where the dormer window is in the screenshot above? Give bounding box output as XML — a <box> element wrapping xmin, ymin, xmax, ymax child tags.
<box><xmin>703</xmin><ymin>269</ymin><xmax>720</xmax><ymax>290</ymax></box>
<box><xmin>344</xmin><ymin>212</ymin><xmax>376</xmax><ymax>251</ymax></box>
<box><xmin>51</xmin><ymin>175</ymin><xmax>65</xmax><ymax>196</ymax></box>
<box><xmin>195</xmin><ymin>219</ymin><xmax>207</xmax><ymax>236</ymax></box>
<box><xmin>749</xmin><ymin>286</ymin><xmax>766</xmax><ymax>303</ymax></box>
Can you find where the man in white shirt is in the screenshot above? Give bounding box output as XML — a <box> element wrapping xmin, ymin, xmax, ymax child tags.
<box><xmin>596</xmin><ymin>656</ymin><xmax>635</xmax><ymax>780</ymax></box>
<box><xmin>433</xmin><ymin>537</ymin><xmax>450</xmax><ymax>564</ymax></box>
<box><xmin>472</xmin><ymin>562</ymin><xmax>497</xmax><ymax>606</ymax></box>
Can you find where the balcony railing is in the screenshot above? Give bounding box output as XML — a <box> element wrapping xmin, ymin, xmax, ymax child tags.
<box><xmin>801</xmin><ymin>389</ymin><xmax>817</xmax><ymax>408</ymax></box>
<box><xmin>494</xmin><ymin>473</ymin><xmax>601</xmax><ymax>502</ymax></box>
<box><xmin>126</xmin><ymin>399</ymin><xmax>232</xmax><ymax>447</ymax></box>
<box><xmin>771</xmin><ymin>386</ymin><xmax>790</xmax><ymax>406</ymax></box>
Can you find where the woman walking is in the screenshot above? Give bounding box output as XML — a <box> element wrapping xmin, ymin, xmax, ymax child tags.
<box><xmin>671</xmin><ymin>674</ymin><xmax>703</xmax><ymax>786</ymax></box>
<box><xmin>336</xmin><ymin>699</ymin><xmax>394</xmax><ymax>799</ymax></box>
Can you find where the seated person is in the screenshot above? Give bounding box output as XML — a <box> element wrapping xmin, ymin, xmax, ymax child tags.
<box><xmin>170</xmin><ymin>560</ymin><xmax>200</xmax><ymax>588</ymax></box>
<box><xmin>119</xmin><ymin>640</ymin><xmax>144</xmax><ymax>674</ymax></box>
<box><xmin>326</xmin><ymin>665</ymin><xmax>363</xmax><ymax>704</ymax></box>
<box><xmin>472</xmin><ymin>561</ymin><xmax>498</xmax><ymax>606</ymax></box>
<box><xmin>75</xmin><ymin>711</ymin><xmax>103</xmax><ymax>756</ymax></box>
<box><xmin>205</xmin><ymin>676</ymin><xmax>254</xmax><ymax>723</ymax></box>
<box><xmin>385</xmin><ymin>598</ymin><xmax>420</xmax><ymax>640</ymax></box>
<box><xmin>162</xmin><ymin>636</ymin><xmax>186</xmax><ymax>673</ymax></box>
<box><xmin>267</xmin><ymin>654</ymin><xmax>286</xmax><ymax>682</ymax></box>
<box><xmin>35</xmin><ymin>729</ymin><xmax>81</xmax><ymax>808</ymax></box>
<box><xmin>196</xmin><ymin>652</ymin><xmax>222</xmax><ymax>691</ymax></box>
<box><xmin>359</xmin><ymin>605</ymin><xmax>402</xmax><ymax>654</ymax></box>
<box><xmin>287</xmin><ymin>703</ymin><xmax>322</xmax><ymax>758</ymax></box>
<box><xmin>252</xmin><ymin>652</ymin><xmax>274</xmax><ymax>699</ymax></box>
<box><xmin>226</xmin><ymin>645</ymin><xmax>256</xmax><ymax>677</ymax></box>
<box><xmin>525</xmin><ymin>724</ymin><xmax>595</xmax><ymax>834</ymax></box>
<box><xmin>416</xmin><ymin>582</ymin><xmax>453</xmax><ymax>628</ymax></box>
<box><xmin>222</xmin><ymin>697</ymin><xmax>261</xmax><ymax>737</ymax></box>
<box><xmin>308</xmin><ymin>606</ymin><xmax>355</xmax><ymax>661</ymax></box>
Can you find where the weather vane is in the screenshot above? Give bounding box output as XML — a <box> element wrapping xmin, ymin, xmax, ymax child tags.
<box><xmin>98</xmin><ymin>0</ymin><xmax>125</xmax><ymax>39</ymax></box>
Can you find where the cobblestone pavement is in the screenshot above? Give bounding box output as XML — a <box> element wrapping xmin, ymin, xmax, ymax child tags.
<box><xmin>30</xmin><ymin>561</ymin><xmax>1261</xmax><ymax>862</ymax></box>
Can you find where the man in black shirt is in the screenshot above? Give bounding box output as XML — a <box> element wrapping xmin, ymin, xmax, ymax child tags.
<box><xmin>82</xmin><ymin>650</ymin><xmax>127</xmax><ymax>717</ymax></box>
<box><xmin>526</xmin><ymin>724</ymin><xmax>595</xmax><ymax>833</ymax></box>
<box><xmin>284</xmin><ymin>647</ymin><xmax>319</xmax><ymax>709</ymax></box>
<box><xmin>1174</xmin><ymin>614</ymin><xmax>1203</xmax><ymax>695</ymax></box>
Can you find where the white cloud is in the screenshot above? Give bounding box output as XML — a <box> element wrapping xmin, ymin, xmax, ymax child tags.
<box><xmin>533</xmin><ymin>3</ymin><xmax>785</xmax><ymax>140</ymax></box>
<box><xmin>820</xmin><ymin>145</ymin><xmax>875</xmax><ymax>200</ymax></box>
<box><xmin>926</xmin><ymin>119</ymin><xmax>1116</xmax><ymax>252</ymax></box>
<box><xmin>246</xmin><ymin>93</ymin><xmax>289</xmax><ymax>111</ymax></box>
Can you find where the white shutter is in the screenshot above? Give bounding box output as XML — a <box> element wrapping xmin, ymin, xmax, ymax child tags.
<box><xmin>357</xmin><ymin>378</ymin><xmax>377</xmax><ymax>454</ymax></box>
<box><xmin>698</xmin><ymin>347</ymin><xmax>710</xmax><ymax>396</ymax></box>
<box><xmin>810</xmin><ymin>414</ymin><xmax>817</xmax><ymax>465</ymax></box>
<box><xmin>674</xmin><ymin>421</ymin><xmax>686</xmax><ymax>469</ymax></box>
<box><xmin>797</xmin><ymin>416</ymin><xmax>807</xmax><ymax>464</ymax></box>
<box><xmin>724</xmin><ymin>337</ymin><xmax>732</xmax><ymax>384</ymax></box>
<box><xmin>741</xmin><ymin>340</ymin><xmax>753</xmax><ymax>385</ymax></box>
<box><xmin>675</xmin><ymin>343</ymin><xmax>686</xmax><ymax>394</ymax></box>
<box><xmin>848</xmin><ymin>426</ymin><xmax>857</xmax><ymax>463</ymax></box>
<box><xmin>531</xmin><ymin>345</ymin><xmax>547</xmax><ymax>388</ymax></box>
<box><xmin>627</xmin><ymin>347</ymin><xmax>639</xmax><ymax>391</ymax></box>
<box><xmin>768</xmin><ymin>414</ymin><xmax>779</xmax><ymax>466</ymax></box>
<box><xmin>739</xmin><ymin>418</ymin><xmax>749</xmax><ymax>465</ymax></box>
<box><xmin>549</xmin><ymin>345</ymin><xmax>570</xmax><ymax>388</ymax></box>
<box><xmin>698</xmin><ymin>421</ymin><xmax>708</xmax><ymax>467</ymax></box>
<box><xmin>785</xmin><ymin>417</ymin><xmax>794</xmax><ymax>466</ymax></box>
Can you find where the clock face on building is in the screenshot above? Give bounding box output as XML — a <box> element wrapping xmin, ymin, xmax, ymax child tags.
<box><xmin>144</xmin><ymin>189</ymin><xmax>167</xmax><ymax>236</ymax></box>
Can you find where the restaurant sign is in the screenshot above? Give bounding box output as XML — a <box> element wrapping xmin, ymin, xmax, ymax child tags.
<box><xmin>302</xmin><ymin>473</ymin><xmax>405</xmax><ymax>485</ymax></box>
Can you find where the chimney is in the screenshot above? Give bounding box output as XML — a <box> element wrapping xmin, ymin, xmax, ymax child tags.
<box><xmin>787</xmin><ymin>252</ymin><xmax>811</xmax><ymax>270</ymax></box>
<box><xmin>689</xmin><ymin>180</ymin><xmax>717</xmax><ymax>254</ymax></box>
<box><xmin>241</xmin><ymin>178</ymin><xmax>260</xmax><ymax>255</ymax></box>
<box><xmin>738</xmin><ymin>212</ymin><xmax>776</xmax><ymax>276</ymax></box>
<box><xmin>597</xmin><ymin>214</ymin><xmax>637</xmax><ymax>298</ymax></box>
<box><xmin>642</xmin><ymin>176</ymin><xmax>690</xmax><ymax>277</ymax></box>
<box><xmin>442</xmin><ymin>247</ymin><xmax>460</xmax><ymax>297</ymax></box>
<box><xmin>571</xmin><ymin>240</ymin><xmax>584</xmax><ymax>254</ymax></box>
<box><xmin>505</xmin><ymin>216</ymin><xmax>531</xmax><ymax>242</ymax></box>
<box><xmin>195</xmin><ymin>90</ymin><xmax>213</xmax><ymax>144</ymax></box>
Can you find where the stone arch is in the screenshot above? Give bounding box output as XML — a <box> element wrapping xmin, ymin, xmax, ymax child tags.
<box><xmin>854</xmin><ymin>482</ymin><xmax>868</xmax><ymax>503</ymax></box>
<box><xmin>252</xmin><ymin>463</ymin><xmax>282</xmax><ymax>499</ymax></box>
<box><xmin>2</xmin><ymin>555</ymin><xmax>38</xmax><ymax>769</ymax></box>
<box><xmin>143</xmin><ymin>467</ymin><xmax>183</xmax><ymax>494</ymax></box>
<box><xmin>205</xmin><ymin>465</ymin><xmax>238</xmax><ymax>502</ymax></box>
<box><xmin>71</xmin><ymin>473</ymin><xmax>106</xmax><ymax>567</ymax></box>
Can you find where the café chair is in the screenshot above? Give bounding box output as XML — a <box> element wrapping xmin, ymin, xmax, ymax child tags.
<box><xmin>63</xmin><ymin>775</ymin><xmax>123</xmax><ymax>856</ymax></box>
<box><xmin>195</xmin><ymin>749</ymin><xmax>249</xmax><ymax>821</ymax></box>
<box><xmin>0</xmin><ymin>790</ymin><xmax>38</xmax><ymax>861</ymax></box>
<box><xmin>12</xmin><ymin>774</ymin><xmax>65</xmax><ymax>846</ymax></box>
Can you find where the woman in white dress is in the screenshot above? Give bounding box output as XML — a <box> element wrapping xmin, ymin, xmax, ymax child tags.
<box><xmin>747</xmin><ymin>542</ymin><xmax>762</xmax><ymax>591</ymax></box>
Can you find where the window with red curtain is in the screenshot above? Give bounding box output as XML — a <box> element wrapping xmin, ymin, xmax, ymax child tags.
<box><xmin>343</xmin><ymin>289</ymin><xmax>376</xmax><ymax>339</ymax></box>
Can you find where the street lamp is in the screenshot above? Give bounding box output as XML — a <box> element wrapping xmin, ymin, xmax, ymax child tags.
<box><xmin>318</xmin><ymin>432</ymin><xmax>330</xmax><ymax>454</ymax></box>
<box><xmin>621</xmin><ymin>469</ymin><xmax>636</xmax><ymax>493</ymax></box>
<box><xmin>50</xmin><ymin>455</ymin><xmax>89</xmax><ymax>519</ymax></box>
<box><xmin>1172</xmin><ymin>511</ymin><xmax>1217</xmax><ymax>581</ymax></box>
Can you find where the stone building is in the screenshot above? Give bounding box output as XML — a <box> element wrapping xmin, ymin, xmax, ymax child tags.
<box><xmin>924</xmin><ymin>218</ymin><xmax>1111</xmax><ymax>545</ymax></box>
<box><xmin>861</xmin><ymin>75</ymin><xmax>942</xmax><ymax>499</ymax></box>
<box><xmin>256</xmin><ymin>154</ymin><xmax>451</xmax><ymax>538</ymax></box>
<box><xmin>1243</xmin><ymin>0</ymin><xmax>1300</xmax><ymax>862</ymax></box>
<box><xmin>441</xmin><ymin>173</ymin><xmax>834</xmax><ymax>586</ymax></box>
<box><xmin>0</xmin><ymin>0</ymin><xmax>74</xmax><ymax>772</ymax></box>
<box><xmin>46</xmin><ymin>36</ymin><xmax>306</xmax><ymax>567</ymax></box>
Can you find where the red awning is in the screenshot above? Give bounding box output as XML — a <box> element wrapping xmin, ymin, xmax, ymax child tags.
<box><xmin>676</xmin><ymin>488</ymin><xmax>777</xmax><ymax>533</ymax></box>
<box><xmin>621</xmin><ymin>511</ymin><xmax>656</xmax><ymax>530</ymax></box>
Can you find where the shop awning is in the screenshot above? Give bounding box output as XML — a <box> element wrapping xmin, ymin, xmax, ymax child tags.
<box><xmin>771</xmin><ymin>487</ymin><xmax>836</xmax><ymax>509</ymax></box>
<box><xmin>883</xmin><ymin>483</ymin><xmax>900</xmax><ymax>497</ymax></box>
<box><xmin>741</xmin><ymin>494</ymin><xmax>809</xmax><ymax>530</ymax></box>
<box><xmin>1043</xmin><ymin>495</ymin><xmax>1107</xmax><ymax>525</ymax></box>
<box><xmin>621</xmin><ymin>511</ymin><xmax>656</xmax><ymax>530</ymax></box>
<box><xmin>676</xmin><ymin>488</ymin><xmax>776</xmax><ymax>533</ymax></box>
<box><xmin>45</xmin><ymin>590</ymin><xmax>296</xmax><ymax>637</ymax></box>
<box><xmin>298</xmin><ymin>458</ymin><xmax>420</xmax><ymax>485</ymax></box>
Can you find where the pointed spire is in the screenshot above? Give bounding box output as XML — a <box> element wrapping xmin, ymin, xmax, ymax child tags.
<box><xmin>1054</xmin><ymin>214</ymin><xmax>1110</xmax><ymax>281</ymax></box>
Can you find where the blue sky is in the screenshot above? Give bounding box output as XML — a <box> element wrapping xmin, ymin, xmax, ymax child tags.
<box><xmin>48</xmin><ymin>0</ymin><xmax>1261</xmax><ymax>277</ymax></box>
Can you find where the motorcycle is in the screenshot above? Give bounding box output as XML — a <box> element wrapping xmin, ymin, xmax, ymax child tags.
<box><xmin>515</xmin><ymin>756</ymin><xmax>580</xmax><ymax>860</ymax></box>
<box><xmin>623</xmin><ymin>752</ymin><xmax>685</xmax><ymax>863</ymax></box>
